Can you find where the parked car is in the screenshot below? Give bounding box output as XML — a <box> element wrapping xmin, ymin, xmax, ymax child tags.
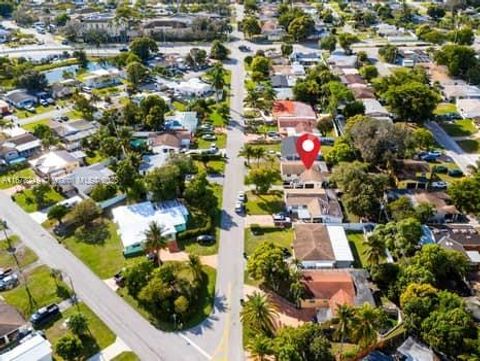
<box><xmin>235</xmin><ymin>201</ymin><xmax>245</xmax><ymax>214</ymax></box>
<box><xmin>431</xmin><ymin>181</ymin><xmax>448</xmax><ymax>190</ymax></box>
<box><xmin>114</xmin><ymin>272</ymin><xmax>125</xmax><ymax>287</ymax></box>
<box><xmin>448</xmin><ymin>169</ymin><xmax>464</xmax><ymax>177</ymax></box>
<box><xmin>81</xmin><ymin>86</ymin><xmax>92</xmax><ymax>93</ymax></box>
<box><xmin>30</xmin><ymin>304</ymin><xmax>60</xmax><ymax>327</ymax></box>
<box><xmin>433</xmin><ymin>165</ymin><xmax>448</xmax><ymax>174</ymax></box>
<box><xmin>0</xmin><ymin>268</ymin><xmax>14</xmax><ymax>280</ymax></box>
<box><xmin>202</xmin><ymin>134</ymin><xmax>217</xmax><ymax>141</ymax></box>
<box><xmin>197</xmin><ymin>235</ymin><xmax>215</xmax><ymax>244</ymax></box>
<box><xmin>39</xmin><ymin>99</ymin><xmax>48</xmax><ymax>106</ymax></box>
<box><xmin>237</xmin><ymin>191</ymin><xmax>246</xmax><ymax>202</ymax></box>
<box><xmin>0</xmin><ymin>274</ymin><xmax>18</xmax><ymax>290</ymax></box>
<box><xmin>119</xmin><ymin>47</ymin><xmax>129</xmax><ymax>52</ymax></box>
<box><xmin>238</xmin><ymin>45</ymin><xmax>251</xmax><ymax>52</ymax></box>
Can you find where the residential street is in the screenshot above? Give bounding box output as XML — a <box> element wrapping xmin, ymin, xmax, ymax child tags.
<box><xmin>0</xmin><ymin>192</ymin><xmax>209</xmax><ymax>361</ymax></box>
<box><xmin>426</xmin><ymin>121</ymin><xmax>480</xmax><ymax>172</ymax></box>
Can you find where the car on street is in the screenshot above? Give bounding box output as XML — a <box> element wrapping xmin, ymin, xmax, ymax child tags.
<box><xmin>197</xmin><ymin>235</ymin><xmax>215</xmax><ymax>244</ymax></box>
<box><xmin>235</xmin><ymin>201</ymin><xmax>244</xmax><ymax>214</ymax></box>
<box><xmin>237</xmin><ymin>191</ymin><xmax>246</xmax><ymax>202</ymax></box>
<box><xmin>119</xmin><ymin>47</ymin><xmax>129</xmax><ymax>52</ymax></box>
<box><xmin>30</xmin><ymin>304</ymin><xmax>60</xmax><ymax>327</ymax></box>
<box><xmin>238</xmin><ymin>45</ymin><xmax>251</xmax><ymax>52</ymax></box>
<box><xmin>0</xmin><ymin>268</ymin><xmax>14</xmax><ymax>280</ymax></box>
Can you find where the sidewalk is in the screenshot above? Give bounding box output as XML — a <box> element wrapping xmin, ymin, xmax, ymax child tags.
<box><xmin>87</xmin><ymin>338</ymin><xmax>130</xmax><ymax>361</ymax></box>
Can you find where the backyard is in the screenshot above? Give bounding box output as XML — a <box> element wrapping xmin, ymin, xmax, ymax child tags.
<box><xmin>434</xmin><ymin>102</ymin><xmax>457</xmax><ymax>115</ymax></box>
<box><xmin>346</xmin><ymin>231</ymin><xmax>369</xmax><ymax>269</ymax></box>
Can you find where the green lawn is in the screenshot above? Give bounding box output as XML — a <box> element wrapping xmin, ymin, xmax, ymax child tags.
<box><xmin>0</xmin><ymin>168</ymin><xmax>36</xmax><ymax>189</ymax></box>
<box><xmin>117</xmin><ymin>265</ymin><xmax>216</xmax><ymax>331</ymax></box>
<box><xmin>179</xmin><ymin>184</ymin><xmax>222</xmax><ymax>256</ymax></box>
<box><xmin>0</xmin><ymin>235</ymin><xmax>38</xmax><ymax>269</ymax></box>
<box><xmin>251</xmin><ymin>143</ymin><xmax>281</xmax><ymax>153</ymax></box>
<box><xmin>61</xmin><ymin>220</ymin><xmax>125</xmax><ymax>279</ymax></box>
<box><xmin>196</xmin><ymin>133</ymin><xmax>227</xmax><ymax>149</ymax></box>
<box><xmin>440</xmin><ymin>119</ymin><xmax>477</xmax><ymax>137</ymax></box>
<box><xmin>92</xmin><ymin>86</ymin><xmax>121</xmax><ymax>97</ymax></box>
<box><xmin>14</xmin><ymin>186</ymin><xmax>64</xmax><ymax>213</ymax></box>
<box><xmin>209</xmin><ymin>110</ymin><xmax>226</xmax><ymax>126</ymax></box>
<box><xmin>194</xmin><ymin>159</ymin><xmax>226</xmax><ymax>174</ymax></box>
<box><xmin>45</xmin><ymin>302</ymin><xmax>116</xmax><ymax>360</ymax></box>
<box><xmin>13</xmin><ymin>105</ymin><xmax>55</xmax><ymax>119</ymax></box>
<box><xmin>2</xmin><ymin>265</ymin><xmax>70</xmax><ymax>317</ymax></box>
<box><xmin>458</xmin><ymin>139</ymin><xmax>480</xmax><ymax>153</ymax></box>
<box><xmin>21</xmin><ymin>119</ymin><xmax>50</xmax><ymax>132</ymax></box>
<box><xmin>85</xmin><ymin>150</ymin><xmax>106</xmax><ymax>166</ymax></box>
<box><xmin>434</xmin><ymin>102</ymin><xmax>457</xmax><ymax>115</ymax></box>
<box><xmin>244</xmin><ymin>227</ymin><xmax>293</xmax><ymax>256</ymax></box>
<box><xmin>64</xmin><ymin>109</ymin><xmax>83</xmax><ymax>120</ymax></box>
<box><xmin>245</xmin><ymin>191</ymin><xmax>284</xmax><ymax>215</ymax></box>
<box><xmin>172</xmin><ymin>101</ymin><xmax>186</xmax><ymax>111</ymax></box>
<box><xmin>346</xmin><ymin>231</ymin><xmax>369</xmax><ymax>269</ymax></box>
<box><xmin>112</xmin><ymin>352</ymin><xmax>140</xmax><ymax>361</ymax></box>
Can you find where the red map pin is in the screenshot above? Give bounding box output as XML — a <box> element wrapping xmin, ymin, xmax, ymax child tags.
<box><xmin>296</xmin><ymin>133</ymin><xmax>321</xmax><ymax>170</ymax></box>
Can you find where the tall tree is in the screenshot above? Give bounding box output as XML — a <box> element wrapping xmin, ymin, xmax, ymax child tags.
<box><xmin>207</xmin><ymin>63</ymin><xmax>226</xmax><ymax>103</ymax></box>
<box><xmin>143</xmin><ymin>221</ymin><xmax>168</xmax><ymax>266</ymax></box>
<box><xmin>241</xmin><ymin>291</ymin><xmax>278</xmax><ymax>336</ymax></box>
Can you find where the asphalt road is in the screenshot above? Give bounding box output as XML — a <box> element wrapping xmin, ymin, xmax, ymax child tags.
<box><xmin>0</xmin><ymin>192</ymin><xmax>212</xmax><ymax>361</ymax></box>
<box><xmin>426</xmin><ymin>121</ymin><xmax>479</xmax><ymax>173</ymax></box>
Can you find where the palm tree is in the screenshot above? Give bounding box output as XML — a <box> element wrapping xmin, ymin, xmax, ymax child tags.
<box><xmin>247</xmin><ymin>334</ymin><xmax>273</xmax><ymax>361</ymax></box>
<box><xmin>240</xmin><ymin>291</ymin><xmax>278</xmax><ymax>336</ymax></box>
<box><xmin>187</xmin><ymin>254</ymin><xmax>203</xmax><ymax>282</ymax></box>
<box><xmin>239</xmin><ymin>144</ymin><xmax>256</xmax><ymax>166</ymax></box>
<box><xmin>143</xmin><ymin>221</ymin><xmax>168</xmax><ymax>267</ymax></box>
<box><xmin>363</xmin><ymin>233</ymin><xmax>386</xmax><ymax>266</ymax></box>
<box><xmin>350</xmin><ymin>303</ymin><xmax>386</xmax><ymax>352</ymax></box>
<box><xmin>252</xmin><ymin>147</ymin><xmax>266</xmax><ymax>165</ymax></box>
<box><xmin>244</xmin><ymin>86</ymin><xmax>263</xmax><ymax>111</ymax></box>
<box><xmin>334</xmin><ymin>304</ymin><xmax>355</xmax><ymax>357</ymax></box>
<box><xmin>208</xmin><ymin>63</ymin><xmax>226</xmax><ymax>103</ymax></box>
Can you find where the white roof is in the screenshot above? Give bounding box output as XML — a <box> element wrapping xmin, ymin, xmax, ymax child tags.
<box><xmin>112</xmin><ymin>200</ymin><xmax>188</xmax><ymax>248</ymax></box>
<box><xmin>362</xmin><ymin>98</ymin><xmax>390</xmax><ymax>116</ymax></box>
<box><xmin>326</xmin><ymin>225</ymin><xmax>354</xmax><ymax>263</ymax></box>
<box><xmin>467</xmin><ymin>251</ymin><xmax>480</xmax><ymax>263</ymax></box>
<box><xmin>29</xmin><ymin>151</ymin><xmax>78</xmax><ymax>175</ymax></box>
<box><xmin>2</xmin><ymin>126</ymin><xmax>26</xmax><ymax>137</ymax></box>
<box><xmin>0</xmin><ymin>334</ymin><xmax>52</xmax><ymax>361</ymax></box>
<box><xmin>457</xmin><ymin>98</ymin><xmax>480</xmax><ymax>118</ymax></box>
<box><xmin>443</xmin><ymin>85</ymin><xmax>480</xmax><ymax>99</ymax></box>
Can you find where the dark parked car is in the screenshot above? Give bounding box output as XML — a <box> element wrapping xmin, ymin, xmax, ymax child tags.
<box><xmin>30</xmin><ymin>304</ymin><xmax>60</xmax><ymax>326</ymax></box>
<box><xmin>0</xmin><ymin>268</ymin><xmax>14</xmax><ymax>280</ymax></box>
<box><xmin>433</xmin><ymin>165</ymin><xmax>448</xmax><ymax>174</ymax></box>
<box><xmin>448</xmin><ymin>169</ymin><xmax>464</xmax><ymax>177</ymax></box>
<box><xmin>197</xmin><ymin>235</ymin><xmax>215</xmax><ymax>244</ymax></box>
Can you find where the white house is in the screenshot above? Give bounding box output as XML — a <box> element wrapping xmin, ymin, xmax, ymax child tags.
<box><xmin>112</xmin><ymin>200</ymin><xmax>189</xmax><ymax>252</ymax></box>
<box><xmin>29</xmin><ymin>150</ymin><xmax>80</xmax><ymax>178</ymax></box>
<box><xmin>0</xmin><ymin>334</ymin><xmax>52</xmax><ymax>361</ymax></box>
<box><xmin>457</xmin><ymin>99</ymin><xmax>480</xmax><ymax>119</ymax></box>
<box><xmin>84</xmin><ymin>69</ymin><xmax>122</xmax><ymax>89</ymax></box>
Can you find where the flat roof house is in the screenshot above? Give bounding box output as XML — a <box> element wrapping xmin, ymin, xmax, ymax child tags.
<box><xmin>293</xmin><ymin>224</ymin><xmax>354</xmax><ymax>268</ymax></box>
<box><xmin>0</xmin><ymin>333</ymin><xmax>52</xmax><ymax>361</ymax></box>
<box><xmin>112</xmin><ymin>200</ymin><xmax>189</xmax><ymax>253</ymax></box>
<box><xmin>83</xmin><ymin>68</ymin><xmax>122</xmax><ymax>89</ymax></box>
<box><xmin>361</xmin><ymin>99</ymin><xmax>391</xmax><ymax>121</ymax></box>
<box><xmin>29</xmin><ymin>150</ymin><xmax>80</xmax><ymax>179</ymax></box>
<box><xmin>164</xmin><ymin>112</ymin><xmax>198</xmax><ymax>133</ymax></box>
<box><xmin>51</xmin><ymin>120</ymin><xmax>99</xmax><ymax>151</ymax></box>
<box><xmin>285</xmin><ymin>188</ymin><xmax>343</xmax><ymax>223</ymax></box>
<box><xmin>442</xmin><ymin>84</ymin><xmax>480</xmax><ymax>102</ymax></box>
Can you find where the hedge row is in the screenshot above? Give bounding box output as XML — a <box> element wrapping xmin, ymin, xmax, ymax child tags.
<box><xmin>176</xmin><ymin>217</ymin><xmax>213</xmax><ymax>241</ymax></box>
